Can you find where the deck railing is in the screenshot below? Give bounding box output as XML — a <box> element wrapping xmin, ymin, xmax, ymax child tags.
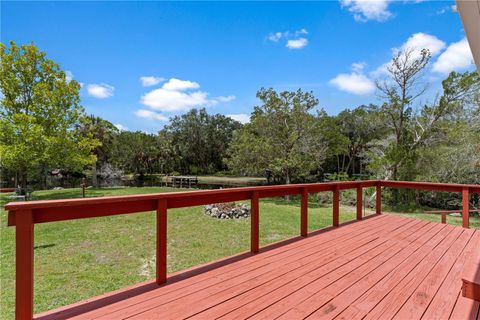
<box><xmin>5</xmin><ymin>180</ymin><xmax>480</xmax><ymax>320</ymax></box>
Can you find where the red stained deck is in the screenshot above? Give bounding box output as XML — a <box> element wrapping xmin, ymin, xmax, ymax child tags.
<box><xmin>35</xmin><ymin>214</ymin><xmax>480</xmax><ymax>320</ymax></box>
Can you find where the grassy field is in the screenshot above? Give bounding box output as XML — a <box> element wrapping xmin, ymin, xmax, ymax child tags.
<box><xmin>0</xmin><ymin>186</ymin><xmax>356</xmax><ymax>319</ymax></box>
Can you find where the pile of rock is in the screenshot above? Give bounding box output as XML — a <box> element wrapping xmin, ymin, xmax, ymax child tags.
<box><xmin>204</xmin><ymin>202</ymin><xmax>250</xmax><ymax>219</ymax></box>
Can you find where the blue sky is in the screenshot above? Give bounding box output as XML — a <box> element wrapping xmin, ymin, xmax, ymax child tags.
<box><xmin>2</xmin><ymin>1</ymin><xmax>475</xmax><ymax>132</ymax></box>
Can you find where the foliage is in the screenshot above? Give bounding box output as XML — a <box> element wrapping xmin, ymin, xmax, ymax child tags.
<box><xmin>110</xmin><ymin>131</ymin><xmax>171</xmax><ymax>185</ymax></box>
<box><xmin>77</xmin><ymin>115</ymin><xmax>119</xmax><ymax>186</ymax></box>
<box><xmin>373</xmin><ymin>48</ymin><xmax>432</xmax><ymax>181</ymax></box>
<box><xmin>226</xmin><ymin>88</ymin><xmax>336</xmax><ymax>183</ymax></box>
<box><xmin>161</xmin><ymin>108</ymin><xmax>241</xmax><ymax>174</ymax></box>
<box><xmin>0</xmin><ymin>41</ymin><xmax>98</xmax><ymax>188</ymax></box>
<box><xmin>372</xmin><ymin>49</ymin><xmax>479</xmax><ymax>183</ymax></box>
<box><xmin>327</xmin><ymin>105</ymin><xmax>387</xmax><ymax>175</ymax></box>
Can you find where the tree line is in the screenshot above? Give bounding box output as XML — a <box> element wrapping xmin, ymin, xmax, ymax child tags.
<box><xmin>1</xmin><ymin>42</ymin><xmax>479</xmax><ymax>209</ymax></box>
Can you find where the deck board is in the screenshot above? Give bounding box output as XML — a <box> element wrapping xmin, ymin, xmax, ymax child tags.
<box><xmin>35</xmin><ymin>215</ymin><xmax>480</xmax><ymax>320</ymax></box>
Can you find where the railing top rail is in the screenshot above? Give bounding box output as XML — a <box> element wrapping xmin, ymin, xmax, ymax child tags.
<box><xmin>5</xmin><ymin>180</ymin><xmax>379</xmax><ymax>212</ymax></box>
<box><xmin>380</xmin><ymin>180</ymin><xmax>480</xmax><ymax>193</ymax></box>
<box><xmin>4</xmin><ymin>180</ymin><xmax>479</xmax><ymax>227</ymax></box>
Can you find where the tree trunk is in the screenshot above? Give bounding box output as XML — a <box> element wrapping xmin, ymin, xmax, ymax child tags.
<box><xmin>92</xmin><ymin>162</ymin><xmax>98</xmax><ymax>188</ymax></box>
<box><xmin>20</xmin><ymin>170</ymin><xmax>27</xmax><ymax>195</ymax></box>
<box><xmin>285</xmin><ymin>171</ymin><xmax>291</xmax><ymax>201</ymax></box>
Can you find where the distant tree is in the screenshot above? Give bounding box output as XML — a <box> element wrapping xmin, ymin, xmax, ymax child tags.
<box><xmin>333</xmin><ymin>105</ymin><xmax>386</xmax><ymax>175</ymax></box>
<box><xmin>0</xmin><ymin>41</ymin><xmax>98</xmax><ymax>189</ymax></box>
<box><xmin>226</xmin><ymin>88</ymin><xmax>331</xmax><ymax>184</ymax></box>
<box><xmin>374</xmin><ymin>50</ymin><xmax>480</xmax><ymax>182</ymax></box>
<box><xmin>162</xmin><ymin>108</ymin><xmax>241</xmax><ymax>174</ymax></box>
<box><xmin>77</xmin><ymin>115</ymin><xmax>119</xmax><ymax>187</ymax></box>
<box><xmin>375</xmin><ymin>48</ymin><xmax>432</xmax><ymax>181</ymax></box>
<box><xmin>416</xmin><ymin>71</ymin><xmax>480</xmax><ymax>185</ymax></box>
<box><xmin>110</xmin><ymin>131</ymin><xmax>169</xmax><ymax>185</ymax></box>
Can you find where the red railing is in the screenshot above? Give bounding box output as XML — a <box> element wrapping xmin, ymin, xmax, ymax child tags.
<box><xmin>5</xmin><ymin>180</ymin><xmax>480</xmax><ymax>319</ymax></box>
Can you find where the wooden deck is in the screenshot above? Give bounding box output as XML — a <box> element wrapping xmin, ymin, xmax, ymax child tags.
<box><xmin>35</xmin><ymin>214</ymin><xmax>480</xmax><ymax>320</ymax></box>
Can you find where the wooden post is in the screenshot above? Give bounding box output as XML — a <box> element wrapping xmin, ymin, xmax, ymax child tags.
<box><xmin>301</xmin><ymin>188</ymin><xmax>308</xmax><ymax>237</ymax></box>
<box><xmin>251</xmin><ymin>191</ymin><xmax>259</xmax><ymax>253</ymax></box>
<box><xmin>462</xmin><ymin>187</ymin><xmax>469</xmax><ymax>229</ymax></box>
<box><xmin>356</xmin><ymin>186</ymin><xmax>363</xmax><ymax>221</ymax></box>
<box><xmin>441</xmin><ymin>212</ymin><xmax>446</xmax><ymax>224</ymax></box>
<box><xmin>156</xmin><ymin>199</ymin><xmax>168</xmax><ymax>284</ymax></box>
<box><xmin>333</xmin><ymin>186</ymin><xmax>340</xmax><ymax>227</ymax></box>
<box><xmin>16</xmin><ymin>210</ymin><xmax>34</xmax><ymax>320</ymax></box>
<box><xmin>376</xmin><ymin>184</ymin><xmax>382</xmax><ymax>215</ymax></box>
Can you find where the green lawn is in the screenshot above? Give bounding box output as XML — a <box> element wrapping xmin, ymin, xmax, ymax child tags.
<box><xmin>0</xmin><ymin>187</ymin><xmax>355</xmax><ymax>319</ymax></box>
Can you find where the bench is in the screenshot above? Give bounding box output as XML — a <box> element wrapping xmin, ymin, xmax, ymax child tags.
<box><xmin>462</xmin><ymin>256</ymin><xmax>480</xmax><ymax>301</ymax></box>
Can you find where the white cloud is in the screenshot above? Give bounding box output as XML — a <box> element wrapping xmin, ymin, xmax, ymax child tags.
<box><xmin>286</xmin><ymin>38</ymin><xmax>308</xmax><ymax>49</ymax></box>
<box><xmin>432</xmin><ymin>38</ymin><xmax>474</xmax><ymax>74</ymax></box>
<box><xmin>162</xmin><ymin>78</ymin><xmax>200</xmax><ymax>91</ymax></box>
<box><xmin>86</xmin><ymin>83</ymin><xmax>114</xmax><ymax>99</ymax></box>
<box><xmin>140</xmin><ymin>78</ymin><xmax>234</xmax><ymax>112</ymax></box>
<box><xmin>114</xmin><ymin>124</ymin><xmax>128</xmax><ymax>131</ymax></box>
<box><xmin>296</xmin><ymin>28</ymin><xmax>308</xmax><ymax>36</ymax></box>
<box><xmin>370</xmin><ymin>33</ymin><xmax>447</xmax><ymax>79</ymax></box>
<box><xmin>140</xmin><ymin>76</ymin><xmax>165</xmax><ymax>87</ymax></box>
<box><xmin>268</xmin><ymin>32</ymin><xmax>283</xmax><ymax>42</ymax></box>
<box><xmin>228</xmin><ymin>114</ymin><xmax>250</xmax><ymax>124</ymax></box>
<box><xmin>370</xmin><ymin>62</ymin><xmax>390</xmax><ymax>78</ymax></box>
<box><xmin>398</xmin><ymin>33</ymin><xmax>446</xmax><ymax>57</ymax></box>
<box><xmin>134</xmin><ymin>109</ymin><xmax>169</xmax><ymax>122</ymax></box>
<box><xmin>141</xmin><ymin>88</ymin><xmax>216</xmax><ymax>112</ymax></box>
<box><xmin>65</xmin><ymin>70</ymin><xmax>74</xmax><ymax>82</ymax></box>
<box><xmin>340</xmin><ymin>0</ymin><xmax>392</xmax><ymax>22</ymax></box>
<box><xmin>351</xmin><ymin>62</ymin><xmax>367</xmax><ymax>72</ymax></box>
<box><xmin>267</xmin><ymin>29</ymin><xmax>309</xmax><ymax>43</ymax></box>
<box><xmin>217</xmin><ymin>95</ymin><xmax>236</xmax><ymax>102</ymax></box>
<box><xmin>268</xmin><ymin>29</ymin><xmax>309</xmax><ymax>49</ymax></box>
<box><xmin>330</xmin><ymin>72</ymin><xmax>375</xmax><ymax>95</ymax></box>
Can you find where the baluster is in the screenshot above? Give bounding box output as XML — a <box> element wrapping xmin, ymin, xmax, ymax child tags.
<box><xmin>16</xmin><ymin>209</ymin><xmax>34</xmax><ymax>320</ymax></box>
<box><xmin>251</xmin><ymin>191</ymin><xmax>259</xmax><ymax>253</ymax></box>
<box><xmin>462</xmin><ymin>187</ymin><xmax>469</xmax><ymax>229</ymax></box>
<box><xmin>301</xmin><ymin>188</ymin><xmax>308</xmax><ymax>237</ymax></box>
<box><xmin>356</xmin><ymin>185</ymin><xmax>363</xmax><ymax>220</ymax></box>
<box><xmin>376</xmin><ymin>184</ymin><xmax>382</xmax><ymax>215</ymax></box>
<box><xmin>333</xmin><ymin>186</ymin><xmax>340</xmax><ymax>227</ymax></box>
<box><xmin>156</xmin><ymin>199</ymin><xmax>168</xmax><ymax>284</ymax></box>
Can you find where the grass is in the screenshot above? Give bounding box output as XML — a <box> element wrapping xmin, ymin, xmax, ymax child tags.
<box><xmin>0</xmin><ymin>187</ymin><xmax>354</xmax><ymax>319</ymax></box>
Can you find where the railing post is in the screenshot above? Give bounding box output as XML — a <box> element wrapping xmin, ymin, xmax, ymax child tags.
<box><xmin>156</xmin><ymin>199</ymin><xmax>168</xmax><ymax>285</ymax></box>
<box><xmin>462</xmin><ymin>187</ymin><xmax>469</xmax><ymax>229</ymax></box>
<box><xmin>376</xmin><ymin>183</ymin><xmax>382</xmax><ymax>215</ymax></box>
<box><xmin>333</xmin><ymin>186</ymin><xmax>340</xmax><ymax>227</ymax></box>
<box><xmin>356</xmin><ymin>185</ymin><xmax>363</xmax><ymax>220</ymax></box>
<box><xmin>301</xmin><ymin>188</ymin><xmax>308</xmax><ymax>237</ymax></box>
<box><xmin>16</xmin><ymin>209</ymin><xmax>34</xmax><ymax>320</ymax></box>
<box><xmin>251</xmin><ymin>191</ymin><xmax>259</xmax><ymax>253</ymax></box>
<box><xmin>441</xmin><ymin>212</ymin><xmax>446</xmax><ymax>224</ymax></box>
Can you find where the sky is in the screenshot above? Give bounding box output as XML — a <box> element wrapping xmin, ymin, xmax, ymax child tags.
<box><xmin>2</xmin><ymin>1</ymin><xmax>476</xmax><ymax>133</ymax></box>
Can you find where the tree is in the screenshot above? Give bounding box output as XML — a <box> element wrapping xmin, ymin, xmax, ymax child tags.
<box><xmin>0</xmin><ymin>41</ymin><xmax>98</xmax><ymax>189</ymax></box>
<box><xmin>226</xmin><ymin>88</ymin><xmax>330</xmax><ymax>184</ymax></box>
<box><xmin>416</xmin><ymin>71</ymin><xmax>480</xmax><ymax>185</ymax></box>
<box><xmin>332</xmin><ymin>105</ymin><xmax>386</xmax><ymax>175</ymax></box>
<box><xmin>374</xmin><ymin>52</ymin><xmax>480</xmax><ymax>182</ymax></box>
<box><xmin>375</xmin><ymin>48</ymin><xmax>432</xmax><ymax>181</ymax></box>
<box><xmin>162</xmin><ymin>108</ymin><xmax>241</xmax><ymax>174</ymax></box>
<box><xmin>110</xmin><ymin>131</ymin><xmax>170</xmax><ymax>185</ymax></box>
<box><xmin>77</xmin><ymin>115</ymin><xmax>119</xmax><ymax>187</ymax></box>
